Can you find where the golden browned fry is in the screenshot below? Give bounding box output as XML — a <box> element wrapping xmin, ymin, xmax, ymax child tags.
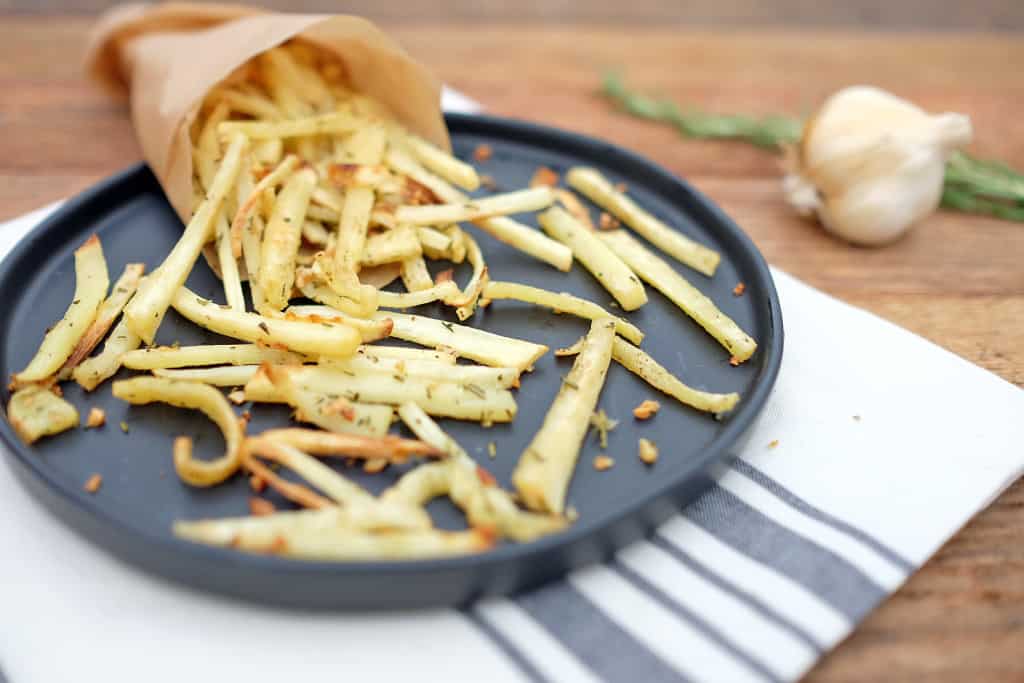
<box><xmin>258</xmin><ymin>427</ymin><xmax>441</xmax><ymax>462</ymax></box>
<box><xmin>230</xmin><ymin>154</ymin><xmax>300</xmax><ymax>258</ymax></box>
<box><xmin>241</xmin><ymin>451</ymin><xmax>333</xmax><ymax>509</ymax></box>
<box><xmin>14</xmin><ymin>235</ymin><xmax>109</xmax><ymax>385</ymax></box>
<box><xmin>112</xmin><ymin>377</ymin><xmax>244</xmax><ymax>487</ymax></box>
<box><xmin>59</xmin><ymin>262</ymin><xmax>144</xmax><ymax>376</ymax></box>
<box><xmin>7</xmin><ymin>386</ymin><xmax>79</xmax><ymax>444</ymax></box>
<box><xmin>72</xmin><ymin>317</ymin><xmax>142</xmax><ymax>392</ymax></box>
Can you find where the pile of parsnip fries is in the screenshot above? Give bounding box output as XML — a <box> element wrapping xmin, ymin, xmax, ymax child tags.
<box><xmin>6</xmin><ymin>41</ymin><xmax>755</xmax><ymax>560</ymax></box>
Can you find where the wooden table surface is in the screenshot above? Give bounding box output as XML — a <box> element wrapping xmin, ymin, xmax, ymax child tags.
<box><xmin>1</xmin><ymin>11</ymin><xmax>1022</xmax><ymax>682</ymax></box>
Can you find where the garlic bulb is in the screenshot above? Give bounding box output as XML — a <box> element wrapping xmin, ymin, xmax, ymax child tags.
<box><xmin>784</xmin><ymin>86</ymin><xmax>972</xmax><ymax>246</ymax></box>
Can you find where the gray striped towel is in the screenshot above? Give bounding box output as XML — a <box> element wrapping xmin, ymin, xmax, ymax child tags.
<box><xmin>1</xmin><ymin>92</ymin><xmax>1022</xmax><ymax>682</ymax></box>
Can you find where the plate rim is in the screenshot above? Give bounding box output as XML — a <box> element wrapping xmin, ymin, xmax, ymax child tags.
<box><xmin>0</xmin><ymin>112</ymin><xmax>784</xmax><ymax>590</ymax></box>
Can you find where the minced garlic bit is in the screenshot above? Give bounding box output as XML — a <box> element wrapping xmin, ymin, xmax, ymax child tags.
<box><xmin>249</xmin><ymin>475</ymin><xmax>266</xmax><ymax>492</ymax></box>
<box><xmin>638</xmin><ymin>438</ymin><xmax>658</xmax><ymax>465</ymax></box>
<box><xmin>83</xmin><ymin>473</ymin><xmax>102</xmax><ymax>493</ymax></box>
<box><xmin>598</xmin><ymin>212</ymin><xmax>620</xmax><ymax>230</ymax></box>
<box><xmin>249</xmin><ymin>497</ymin><xmax>276</xmax><ymax>516</ymax></box>
<box><xmin>768</xmin><ymin>439</ymin><xmax>779</xmax><ymax>449</ymax></box>
<box><xmin>85</xmin><ymin>407</ymin><xmax>106</xmax><ymax>428</ymax></box>
<box><xmin>487</xmin><ymin>441</ymin><xmax>497</xmax><ymax>459</ymax></box>
<box><xmin>363</xmin><ymin>457</ymin><xmax>389</xmax><ymax>474</ymax></box>
<box><xmin>729</xmin><ymin>356</ymin><xmax>741</xmax><ymax>367</ymax></box>
<box><xmin>633</xmin><ymin>399</ymin><xmax>661</xmax><ymax>420</ymax></box>
<box><xmin>530</xmin><ymin>166</ymin><xmax>560</xmax><ymax>188</ymax></box>
<box><xmin>733</xmin><ymin>282</ymin><xmax>746</xmax><ymax>296</ymax></box>
<box><xmin>473</xmin><ymin>144</ymin><xmax>493</xmax><ymax>162</ymax></box>
<box><xmin>593</xmin><ymin>455</ymin><xmax>615</xmax><ymax>471</ymax></box>
<box><xmin>228</xmin><ymin>390</ymin><xmax>246</xmax><ymax>405</ymax></box>
<box><xmin>589</xmin><ymin>409</ymin><xmax>619</xmax><ymax>449</ymax></box>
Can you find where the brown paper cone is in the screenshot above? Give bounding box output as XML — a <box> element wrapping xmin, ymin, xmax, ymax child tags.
<box><xmin>85</xmin><ymin>2</ymin><xmax>448</xmax><ymax>223</ymax></box>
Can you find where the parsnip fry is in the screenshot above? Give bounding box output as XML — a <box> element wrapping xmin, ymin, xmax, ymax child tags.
<box><xmin>295</xmin><ymin>278</ymin><xmax>380</xmax><ymax>322</ymax></box>
<box><xmin>360</xmin><ymin>225</ymin><xmax>422</xmax><ymax>267</ymax></box>
<box><xmin>377</xmin><ymin>311</ymin><xmax>548</xmax><ymax>371</ymax></box>
<box><xmin>261</xmin><ymin>427</ymin><xmax>440</xmax><ymax>462</ymax></box>
<box><xmin>611</xmin><ymin>337</ymin><xmax>740</xmax><ymax>414</ymax></box>
<box><xmin>453</xmin><ymin>235</ymin><xmax>488</xmax><ymax>320</ymax></box>
<box><xmin>415</xmin><ymin>226</ymin><xmax>452</xmax><ymax>257</ymax></box>
<box><xmin>395</xmin><ymin>403</ymin><xmax>567</xmax><ymax>541</ymax></box>
<box><xmin>539</xmin><ymin>206</ymin><xmax>647</xmax><ymax>311</ymax></box>
<box><xmin>126</xmin><ymin>132</ymin><xmax>247</xmax><ymax>343</ymax></box>
<box><xmin>15</xmin><ymin>235</ymin><xmax>109</xmax><ymax>384</ymax></box>
<box><xmin>231</xmin><ymin>154</ymin><xmax>300</xmax><ymax>257</ymax></box>
<box><xmin>377</xmin><ymin>281</ymin><xmax>460</xmax><ymax>309</ymax></box>
<box><xmin>568</xmin><ymin>167</ymin><xmax>720</xmax><ymax>276</ymax></box>
<box><xmin>383</xmin><ymin>461</ymin><xmax>452</xmax><ymax>506</ymax></box>
<box><xmin>482</xmin><ymin>280</ymin><xmax>644</xmax><ymax>345</ymax></box>
<box><xmin>7</xmin><ymin>386</ymin><xmax>79</xmax><ymax>444</ymax></box>
<box><xmin>331</xmin><ymin>185</ymin><xmax>375</xmax><ymax>292</ymax></box>
<box><xmin>194</xmin><ymin>101</ymin><xmax>230</xmax><ymax>191</ymax></box>
<box><xmin>153</xmin><ymin>366</ymin><xmax>260</xmax><ymax>387</ymax></box>
<box><xmin>405</xmin><ymin>135</ymin><xmax>480</xmax><ymax>190</ymax></box>
<box><xmin>60</xmin><ymin>262</ymin><xmax>144</xmax><ymax>376</ymax></box>
<box><xmin>112</xmin><ymin>377</ymin><xmax>244</xmax><ymax>487</ymax></box>
<box><xmin>471</xmin><ymin>216</ymin><xmax>573</xmax><ymax>272</ymax></box>
<box><xmin>283</xmin><ymin>303</ymin><xmax>393</xmax><ymax>342</ymax></box>
<box><xmin>172</xmin><ymin>287</ymin><xmax>360</xmax><ymax>358</ymax></box>
<box><xmin>245</xmin><ymin>365</ymin><xmax>517</xmax><ymax>422</ymax></box>
<box><xmin>246</xmin><ymin>437</ymin><xmax>375</xmax><ymax>506</ymax></box>
<box><xmin>122</xmin><ymin>344</ymin><xmax>303</xmax><ymax>370</ymax></box>
<box><xmin>262</xmin><ymin>364</ymin><xmax>392</xmax><ymax>437</ymax></box>
<box><xmin>395</xmin><ymin>187</ymin><xmax>554</xmax><ymax>226</ymax></box>
<box><xmin>72</xmin><ymin>318</ymin><xmax>142</xmax><ymax>391</ymax></box>
<box><xmin>319</xmin><ymin>355</ymin><xmax>520</xmax><ymax>389</ymax></box>
<box><xmin>260</xmin><ymin>167</ymin><xmax>317</xmax><ymax>310</ymax></box>
<box><xmin>218</xmin><ymin>111</ymin><xmax>359</xmax><ymax>141</ymax></box>
<box><xmin>513</xmin><ymin>318</ymin><xmax>616</xmax><ymax>513</ymax></box>
<box><xmin>215</xmin><ymin>211</ymin><xmax>246</xmax><ymax>311</ymax></box>
<box><xmin>400</xmin><ymin>256</ymin><xmax>434</xmax><ymax>292</ymax></box>
<box><xmin>357</xmin><ymin>344</ymin><xmax>457</xmax><ymax>365</ymax></box>
<box><xmin>600</xmin><ymin>230</ymin><xmax>756</xmax><ymax>361</ymax></box>
<box><xmin>216</xmin><ymin>88</ymin><xmax>283</xmax><ymax>121</ymax></box>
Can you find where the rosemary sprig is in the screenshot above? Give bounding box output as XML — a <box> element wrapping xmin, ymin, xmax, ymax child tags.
<box><xmin>601</xmin><ymin>71</ymin><xmax>1024</xmax><ymax>222</ymax></box>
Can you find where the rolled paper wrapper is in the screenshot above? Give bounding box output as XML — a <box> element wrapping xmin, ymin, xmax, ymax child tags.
<box><xmin>85</xmin><ymin>2</ymin><xmax>448</xmax><ymax>223</ymax></box>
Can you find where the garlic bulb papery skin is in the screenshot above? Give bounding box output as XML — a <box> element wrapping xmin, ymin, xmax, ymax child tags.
<box><xmin>784</xmin><ymin>86</ymin><xmax>973</xmax><ymax>246</ymax></box>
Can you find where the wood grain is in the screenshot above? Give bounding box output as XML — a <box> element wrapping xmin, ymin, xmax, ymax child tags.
<box><xmin>0</xmin><ymin>14</ymin><xmax>1021</xmax><ymax>682</ymax></box>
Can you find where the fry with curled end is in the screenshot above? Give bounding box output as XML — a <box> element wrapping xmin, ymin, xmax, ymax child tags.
<box><xmin>172</xmin><ymin>287</ymin><xmax>360</xmax><ymax>358</ymax></box>
<box><xmin>153</xmin><ymin>365</ymin><xmax>260</xmax><ymax>387</ymax></box>
<box><xmin>230</xmin><ymin>154</ymin><xmax>300</xmax><ymax>257</ymax></box>
<box><xmin>246</xmin><ymin>364</ymin><xmax>518</xmax><ymax>423</ymax></box>
<box><xmin>514</xmin><ymin>318</ymin><xmax>616</xmax><ymax>514</ymax></box>
<box><xmin>395</xmin><ymin>187</ymin><xmax>555</xmax><ymax>226</ymax></box>
<box><xmin>600</xmin><ymin>230</ymin><xmax>756</xmax><ymax>362</ymax></box>
<box><xmin>482</xmin><ymin>280</ymin><xmax>644</xmax><ymax>345</ymax></box>
<box><xmin>7</xmin><ymin>386</ymin><xmax>79</xmax><ymax>444</ymax></box>
<box><xmin>394</xmin><ymin>403</ymin><xmax>567</xmax><ymax>542</ymax></box>
<box><xmin>404</xmin><ymin>135</ymin><xmax>480</xmax><ymax>191</ymax></box>
<box><xmin>59</xmin><ymin>262</ymin><xmax>144</xmax><ymax>377</ymax></box>
<box><xmin>72</xmin><ymin>318</ymin><xmax>141</xmax><ymax>391</ymax></box>
<box><xmin>376</xmin><ymin>280</ymin><xmax>460</xmax><ymax>309</ymax></box>
<box><xmin>318</xmin><ymin>355</ymin><xmax>520</xmax><ymax>389</ymax></box>
<box><xmin>357</xmin><ymin>344</ymin><xmax>457</xmax><ymax>365</ymax></box>
<box><xmin>611</xmin><ymin>337</ymin><xmax>740</xmax><ymax>414</ymax></box>
<box><xmin>383</xmin><ymin>461</ymin><xmax>452</xmax><ymax>506</ymax></box>
<box><xmin>400</xmin><ymin>256</ymin><xmax>434</xmax><ymax>292</ymax></box>
<box><xmin>260</xmin><ymin>364</ymin><xmax>392</xmax><ymax>437</ymax></box>
<box><xmin>121</xmin><ymin>343</ymin><xmax>303</xmax><ymax>370</ymax></box>
<box><xmin>173</xmin><ymin>507</ymin><xmax>423</xmax><ymax>550</ymax></box>
<box><xmin>453</xmin><ymin>235</ymin><xmax>488</xmax><ymax>321</ymax></box>
<box><xmin>260</xmin><ymin>167</ymin><xmax>317</xmax><ymax>310</ymax></box>
<box><xmin>375</xmin><ymin>311</ymin><xmax>548</xmax><ymax>371</ymax></box>
<box><xmin>259</xmin><ymin>427</ymin><xmax>441</xmax><ymax>462</ymax></box>
<box><xmin>112</xmin><ymin>377</ymin><xmax>244</xmax><ymax>487</ymax></box>
<box><xmin>359</xmin><ymin>225</ymin><xmax>422</xmax><ymax>267</ymax></box>
<box><xmin>282</xmin><ymin>304</ymin><xmax>392</xmax><ymax>342</ymax></box>
<box><xmin>126</xmin><ymin>133</ymin><xmax>248</xmax><ymax>344</ymax></box>
<box><xmin>568</xmin><ymin>167</ymin><xmax>720</xmax><ymax>277</ymax></box>
<box><xmin>14</xmin><ymin>235</ymin><xmax>109</xmax><ymax>385</ymax></box>
<box><xmin>217</xmin><ymin>111</ymin><xmax>360</xmax><ymax>141</ymax></box>
<box><xmin>539</xmin><ymin>206</ymin><xmax>647</xmax><ymax>311</ymax></box>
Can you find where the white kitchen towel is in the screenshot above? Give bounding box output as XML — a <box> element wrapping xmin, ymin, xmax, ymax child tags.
<box><xmin>1</xmin><ymin>91</ymin><xmax>1022</xmax><ymax>683</ymax></box>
